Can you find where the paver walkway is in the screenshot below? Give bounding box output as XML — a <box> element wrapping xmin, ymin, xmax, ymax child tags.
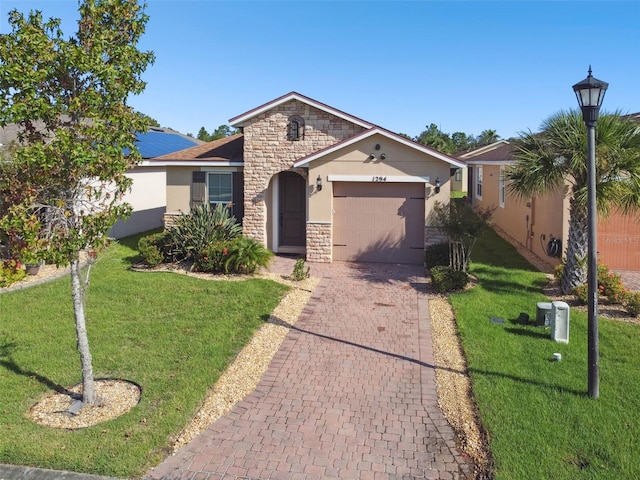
<box><xmin>146</xmin><ymin>258</ymin><xmax>472</xmax><ymax>480</ymax></box>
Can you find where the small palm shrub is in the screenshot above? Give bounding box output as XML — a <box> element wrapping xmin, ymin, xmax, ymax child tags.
<box><xmin>425</xmin><ymin>242</ymin><xmax>449</xmax><ymax>269</ymax></box>
<box><xmin>430</xmin><ymin>265</ymin><xmax>468</xmax><ymax>293</ymax></box>
<box><xmin>168</xmin><ymin>203</ymin><xmax>242</xmax><ymax>261</ymax></box>
<box><xmin>224</xmin><ymin>236</ymin><xmax>273</xmax><ymax>274</ymax></box>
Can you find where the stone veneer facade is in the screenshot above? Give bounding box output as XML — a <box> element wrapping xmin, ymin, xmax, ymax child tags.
<box><xmin>242</xmin><ymin>99</ymin><xmax>366</xmax><ymax>261</ymax></box>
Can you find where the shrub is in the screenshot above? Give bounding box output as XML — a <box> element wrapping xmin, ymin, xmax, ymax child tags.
<box><xmin>193</xmin><ymin>240</ymin><xmax>233</xmax><ymax>273</ymax></box>
<box><xmin>623</xmin><ymin>292</ymin><xmax>640</xmax><ymax>317</ymax></box>
<box><xmin>597</xmin><ymin>264</ymin><xmax>628</xmax><ymax>304</ymax></box>
<box><xmin>0</xmin><ymin>258</ymin><xmax>27</xmax><ymax>287</ymax></box>
<box><xmin>430</xmin><ymin>265</ymin><xmax>468</xmax><ymax>293</ymax></box>
<box><xmin>138</xmin><ymin>232</ymin><xmax>169</xmax><ymax>267</ymax></box>
<box><xmin>291</xmin><ymin>258</ymin><xmax>310</xmax><ymax>281</ymax></box>
<box><xmin>224</xmin><ymin>236</ymin><xmax>273</xmax><ymax>274</ymax></box>
<box><xmin>168</xmin><ymin>203</ymin><xmax>242</xmax><ymax>261</ymax></box>
<box><xmin>425</xmin><ymin>242</ymin><xmax>449</xmax><ymax>269</ymax></box>
<box><xmin>572</xmin><ymin>284</ymin><xmax>588</xmax><ymax>305</ymax></box>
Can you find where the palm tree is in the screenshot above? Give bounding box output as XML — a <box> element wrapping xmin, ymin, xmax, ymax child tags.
<box><xmin>507</xmin><ymin>110</ymin><xmax>640</xmax><ymax>294</ymax></box>
<box><xmin>476</xmin><ymin>129</ymin><xmax>500</xmax><ymax>146</ymax></box>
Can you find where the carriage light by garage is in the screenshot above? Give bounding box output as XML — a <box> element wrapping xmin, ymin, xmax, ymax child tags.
<box><xmin>316</xmin><ymin>175</ymin><xmax>323</xmax><ymax>191</ymax></box>
<box><xmin>435</xmin><ymin>177</ymin><xmax>441</xmax><ymax>194</ymax></box>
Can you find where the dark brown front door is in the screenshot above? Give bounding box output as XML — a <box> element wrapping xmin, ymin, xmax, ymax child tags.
<box><xmin>279</xmin><ymin>171</ymin><xmax>306</xmax><ymax>247</ymax></box>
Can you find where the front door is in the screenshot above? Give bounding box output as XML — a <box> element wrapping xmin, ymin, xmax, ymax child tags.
<box><xmin>279</xmin><ymin>171</ymin><xmax>306</xmax><ymax>247</ymax></box>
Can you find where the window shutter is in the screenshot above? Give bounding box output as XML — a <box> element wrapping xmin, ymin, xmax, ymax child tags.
<box><xmin>191</xmin><ymin>171</ymin><xmax>206</xmax><ymax>207</ymax></box>
<box><xmin>232</xmin><ymin>171</ymin><xmax>244</xmax><ymax>225</ymax></box>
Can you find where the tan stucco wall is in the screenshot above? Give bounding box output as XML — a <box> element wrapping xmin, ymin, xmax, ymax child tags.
<box><xmin>472</xmin><ymin>163</ymin><xmax>566</xmax><ymax>268</ymax></box>
<box><xmin>165</xmin><ymin>166</ymin><xmax>193</xmax><ymax>213</ymax></box>
<box><xmin>307</xmin><ymin>134</ymin><xmax>451</xmax><ymax>222</ymax></box>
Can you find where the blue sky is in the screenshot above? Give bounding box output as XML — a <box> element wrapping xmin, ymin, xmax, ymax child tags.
<box><xmin>1</xmin><ymin>1</ymin><xmax>638</xmax><ymax>140</ymax></box>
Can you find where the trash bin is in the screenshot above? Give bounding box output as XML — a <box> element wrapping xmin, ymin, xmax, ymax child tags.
<box><xmin>551</xmin><ymin>301</ymin><xmax>570</xmax><ymax>343</ymax></box>
<box><xmin>536</xmin><ymin>302</ymin><xmax>552</xmax><ymax>326</ymax></box>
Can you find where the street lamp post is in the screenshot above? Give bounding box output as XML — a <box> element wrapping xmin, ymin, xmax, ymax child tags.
<box><xmin>572</xmin><ymin>66</ymin><xmax>608</xmax><ymax>399</ymax></box>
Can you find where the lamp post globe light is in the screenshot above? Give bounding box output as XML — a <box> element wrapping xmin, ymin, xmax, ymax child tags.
<box><xmin>572</xmin><ymin>67</ymin><xmax>608</xmax><ymax>399</ymax></box>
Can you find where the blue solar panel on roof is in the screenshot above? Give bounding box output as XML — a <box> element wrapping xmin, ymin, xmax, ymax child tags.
<box><xmin>135</xmin><ymin>131</ymin><xmax>199</xmax><ymax>158</ymax></box>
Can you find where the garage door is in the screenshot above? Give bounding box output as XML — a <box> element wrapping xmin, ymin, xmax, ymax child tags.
<box><xmin>333</xmin><ymin>182</ymin><xmax>425</xmax><ymax>264</ymax></box>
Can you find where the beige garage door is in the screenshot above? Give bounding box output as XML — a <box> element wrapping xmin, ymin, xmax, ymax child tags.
<box><xmin>333</xmin><ymin>182</ymin><xmax>425</xmax><ymax>264</ymax></box>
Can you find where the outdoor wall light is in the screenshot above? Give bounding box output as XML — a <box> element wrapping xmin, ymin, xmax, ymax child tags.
<box><xmin>435</xmin><ymin>177</ymin><xmax>441</xmax><ymax>194</ymax></box>
<box><xmin>369</xmin><ymin>153</ymin><xmax>376</xmax><ymax>160</ymax></box>
<box><xmin>380</xmin><ymin>153</ymin><xmax>386</xmax><ymax>160</ymax></box>
<box><xmin>316</xmin><ymin>175</ymin><xmax>323</xmax><ymax>191</ymax></box>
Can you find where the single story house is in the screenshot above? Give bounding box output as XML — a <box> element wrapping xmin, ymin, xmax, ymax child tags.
<box><xmin>464</xmin><ymin>141</ymin><xmax>640</xmax><ymax>271</ymax></box>
<box><xmin>152</xmin><ymin>92</ymin><xmax>465</xmax><ymax>264</ymax></box>
<box><xmin>108</xmin><ymin>127</ymin><xmax>202</xmax><ymax>238</ymax></box>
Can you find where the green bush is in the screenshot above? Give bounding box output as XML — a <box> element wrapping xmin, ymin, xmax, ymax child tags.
<box><xmin>425</xmin><ymin>242</ymin><xmax>449</xmax><ymax>269</ymax></box>
<box><xmin>193</xmin><ymin>240</ymin><xmax>234</xmax><ymax>273</ymax></box>
<box><xmin>430</xmin><ymin>265</ymin><xmax>468</xmax><ymax>293</ymax></box>
<box><xmin>0</xmin><ymin>258</ymin><xmax>27</xmax><ymax>287</ymax></box>
<box><xmin>597</xmin><ymin>264</ymin><xmax>628</xmax><ymax>304</ymax></box>
<box><xmin>572</xmin><ymin>284</ymin><xmax>588</xmax><ymax>304</ymax></box>
<box><xmin>137</xmin><ymin>232</ymin><xmax>169</xmax><ymax>267</ymax></box>
<box><xmin>168</xmin><ymin>203</ymin><xmax>242</xmax><ymax>261</ymax></box>
<box><xmin>291</xmin><ymin>258</ymin><xmax>310</xmax><ymax>281</ymax></box>
<box><xmin>224</xmin><ymin>236</ymin><xmax>273</xmax><ymax>274</ymax></box>
<box><xmin>623</xmin><ymin>291</ymin><xmax>640</xmax><ymax>317</ymax></box>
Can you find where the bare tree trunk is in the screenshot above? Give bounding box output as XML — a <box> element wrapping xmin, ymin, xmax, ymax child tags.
<box><xmin>561</xmin><ymin>196</ymin><xmax>589</xmax><ymax>294</ymax></box>
<box><xmin>71</xmin><ymin>257</ymin><xmax>96</xmax><ymax>405</ymax></box>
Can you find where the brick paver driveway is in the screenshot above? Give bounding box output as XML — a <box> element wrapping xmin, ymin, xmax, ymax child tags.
<box><xmin>146</xmin><ymin>259</ymin><xmax>473</xmax><ymax>480</ymax></box>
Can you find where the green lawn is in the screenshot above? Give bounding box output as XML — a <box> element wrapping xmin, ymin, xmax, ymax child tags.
<box><xmin>451</xmin><ymin>228</ymin><xmax>640</xmax><ymax>479</ymax></box>
<box><xmin>0</xmin><ymin>233</ymin><xmax>289</xmax><ymax>478</ymax></box>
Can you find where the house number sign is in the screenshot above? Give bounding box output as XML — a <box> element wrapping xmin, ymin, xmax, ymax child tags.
<box><xmin>327</xmin><ymin>175</ymin><xmax>431</xmax><ymax>183</ymax></box>
<box><xmin>372</xmin><ymin>176</ymin><xmax>387</xmax><ymax>182</ymax></box>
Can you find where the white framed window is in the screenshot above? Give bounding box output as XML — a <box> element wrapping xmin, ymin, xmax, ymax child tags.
<box><xmin>455</xmin><ymin>168</ymin><xmax>462</xmax><ymax>182</ymax></box>
<box><xmin>207</xmin><ymin>172</ymin><xmax>233</xmax><ymax>205</ymax></box>
<box><xmin>499</xmin><ymin>166</ymin><xmax>506</xmax><ymax>207</ymax></box>
<box><xmin>476</xmin><ymin>166</ymin><xmax>483</xmax><ymax>199</ymax></box>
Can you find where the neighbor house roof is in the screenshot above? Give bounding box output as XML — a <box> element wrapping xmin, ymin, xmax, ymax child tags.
<box><xmin>147</xmin><ymin>134</ymin><xmax>244</xmax><ymax>166</ymax></box>
<box><xmin>229</xmin><ymin>91</ymin><xmax>374</xmax><ymax>129</ymax></box>
<box><xmin>293</xmin><ymin>126</ymin><xmax>466</xmax><ymax>169</ymax></box>
<box><xmin>462</xmin><ymin>142</ymin><xmax>514</xmax><ymax>166</ymax></box>
<box><xmin>135</xmin><ymin>127</ymin><xmax>202</xmax><ymax>159</ymax></box>
<box><xmin>456</xmin><ymin>140</ymin><xmax>511</xmax><ymax>159</ymax></box>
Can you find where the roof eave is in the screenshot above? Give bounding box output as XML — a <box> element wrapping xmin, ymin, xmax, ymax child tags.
<box><xmin>293</xmin><ymin>128</ymin><xmax>466</xmax><ymax>169</ymax></box>
<box><xmin>229</xmin><ymin>92</ymin><xmax>374</xmax><ymax>129</ymax></box>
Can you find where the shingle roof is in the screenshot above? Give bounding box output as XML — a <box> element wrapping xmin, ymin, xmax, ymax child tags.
<box><xmin>151</xmin><ymin>134</ymin><xmax>244</xmax><ymax>163</ymax></box>
<box><xmin>462</xmin><ymin>143</ymin><xmax>515</xmax><ymax>165</ymax></box>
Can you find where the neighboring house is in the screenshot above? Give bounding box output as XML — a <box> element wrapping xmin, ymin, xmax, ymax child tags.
<box><xmin>109</xmin><ymin>127</ymin><xmax>201</xmax><ymax>238</ymax></box>
<box><xmin>1</xmin><ymin>124</ymin><xmax>200</xmax><ymax>239</ymax></box>
<box><xmin>153</xmin><ymin>92</ymin><xmax>465</xmax><ymax>264</ymax></box>
<box><xmin>464</xmin><ymin>140</ymin><xmax>640</xmax><ymax>271</ymax></box>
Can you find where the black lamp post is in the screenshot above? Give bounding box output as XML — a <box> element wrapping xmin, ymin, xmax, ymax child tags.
<box><xmin>572</xmin><ymin>66</ymin><xmax>608</xmax><ymax>399</ymax></box>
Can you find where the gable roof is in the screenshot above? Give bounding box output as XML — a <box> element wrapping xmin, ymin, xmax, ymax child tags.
<box><xmin>456</xmin><ymin>140</ymin><xmax>511</xmax><ymax>159</ymax></box>
<box><xmin>463</xmin><ymin>142</ymin><xmax>514</xmax><ymax>165</ymax></box>
<box><xmin>147</xmin><ymin>133</ymin><xmax>244</xmax><ymax>166</ymax></box>
<box><xmin>229</xmin><ymin>91</ymin><xmax>374</xmax><ymax>129</ymax></box>
<box><xmin>293</xmin><ymin>126</ymin><xmax>466</xmax><ymax>169</ymax></box>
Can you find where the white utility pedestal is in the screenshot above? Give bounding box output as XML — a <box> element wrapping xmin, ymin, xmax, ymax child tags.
<box><xmin>551</xmin><ymin>301</ymin><xmax>570</xmax><ymax>344</ymax></box>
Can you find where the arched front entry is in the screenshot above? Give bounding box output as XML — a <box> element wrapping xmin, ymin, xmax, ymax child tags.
<box><xmin>273</xmin><ymin>171</ymin><xmax>306</xmax><ymax>254</ymax></box>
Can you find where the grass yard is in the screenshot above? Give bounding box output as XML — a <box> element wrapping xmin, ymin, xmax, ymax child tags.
<box><xmin>451</xmin><ymin>228</ymin><xmax>640</xmax><ymax>479</ymax></box>
<box><xmin>0</xmin><ymin>233</ymin><xmax>289</xmax><ymax>478</ymax></box>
